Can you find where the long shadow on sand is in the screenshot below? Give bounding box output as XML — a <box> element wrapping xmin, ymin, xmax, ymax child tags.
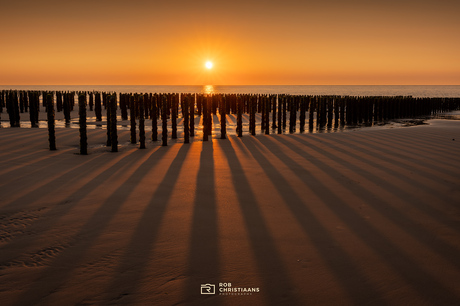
<box><xmin>12</xmin><ymin>145</ymin><xmax>174</xmax><ymax>306</ymax></box>
<box><xmin>106</xmin><ymin>143</ymin><xmax>192</xmax><ymax>304</ymax></box>
<box><xmin>218</xmin><ymin>138</ymin><xmax>301</xmax><ymax>306</ymax></box>
<box><xmin>302</xmin><ymin>134</ymin><xmax>460</xmax><ymax>226</ymax></box>
<box><xmin>252</xmin><ymin>135</ymin><xmax>460</xmax><ymax>304</ymax></box>
<box><xmin>184</xmin><ymin>141</ymin><xmax>222</xmax><ymax>305</ymax></box>
<box><xmin>233</xmin><ymin>136</ymin><xmax>385</xmax><ymax>305</ymax></box>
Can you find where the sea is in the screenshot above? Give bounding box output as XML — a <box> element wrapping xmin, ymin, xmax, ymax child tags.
<box><xmin>1</xmin><ymin>85</ymin><xmax>460</xmax><ymax>97</ymax></box>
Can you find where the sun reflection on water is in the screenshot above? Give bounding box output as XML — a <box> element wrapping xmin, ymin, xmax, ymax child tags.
<box><xmin>203</xmin><ymin>85</ymin><xmax>216</xmax><ymax>95</ymax></box>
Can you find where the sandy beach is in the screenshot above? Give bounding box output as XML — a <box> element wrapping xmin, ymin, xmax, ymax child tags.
<box><xmin>1</xmin><ymin>119</ymin><xmax>460</xmax><ymax>305</ymax></box>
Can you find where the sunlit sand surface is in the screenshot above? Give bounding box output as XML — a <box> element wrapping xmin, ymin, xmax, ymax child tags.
<box><xmin>0</xmin><ymin>119</ymin><xmax>459</xmax><ymax>305</ymax></box>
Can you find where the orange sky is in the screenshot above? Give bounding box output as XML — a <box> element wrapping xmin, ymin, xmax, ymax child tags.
<box><xmin>1</xmin><ymin>0</ymin><xmax>459</xmax><ymax>85</ymax></box>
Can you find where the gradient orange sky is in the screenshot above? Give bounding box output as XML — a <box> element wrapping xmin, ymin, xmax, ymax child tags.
<box><xmin>1</xmin><ymin>0</ymin><xmax>459</xmax><ymax>85</ymax></box>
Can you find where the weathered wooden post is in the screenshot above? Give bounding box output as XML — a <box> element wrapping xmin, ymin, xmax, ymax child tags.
<box><xmin>162</xmin><ymin>94</ymin><xmax>168</xmax><ymax>146</ymax></box>
<box><xmin>183</xmin><ymin>95</ymin><xmax>190</xmax><ymax>143</ymax></box>
<box><xmin>237</xmin><ymin>95</ymin><xmax>243</xmax><ymax>137</ymax></box>
<box><xmin>95</xmin><ymin>92</ymin><xmax>102</xmax><ymax>121</ymax></box>
<box><xmin>130</xmin><ymin>95</ymin><xmax>137</xmax><ymax>144</ymax></box>
<box><xmin>190</xmin><ymin>94</ymin><xmax>195</xmax><ymax>137</ymax></box>
<box><xmin>250</xmin><ymin>96</ymin><xmax>256</xmax><ymax>136</ymax></box>
<box><xmin>151</xmin><ymin>94</ymin><xmax>158</xmax><ymax>141</ymax></box>
<box><xmin>47</xmin><ymin>94</ymin><xmax>56</xmax><ymax>150</ymax></box>
<box><xmin>272</xmin><ymin>94</ymin><xmax>277</xmax><ymax>129</ymax></box>
<box><xmin>106</xmin><ymin>94</ymin><xmax>112</xmax><ymax>147</ymax></box>
<box><xmin>265</xmin><ymin>96</ymin><xmax>270</xmax><ymax>135</ymax></box>
<box><xmin>289</xmin><ymin>97</ymin><xmax>296</xmax><ymax>134</ymax></box>
<box><xmin>299</xmin><ymin>96</ymin><xmax>306</xmax><ymax>133</ymax></box>
<box><xmin>78</xmin><ymin>93</ymin><xmax>87</xmax><ymax>155</ymax></box>
<box><xmin>171</xmin><ymin>94</ymin><xmax>177</xmax><ymax>139</ymax></box>
<box><xmin>139</xmin><ymin>95</ymin><xmax>146</xmax><ymax>149</ymax></box>
<box><xmin>282</xmin><ymin>95</ymin><xmax>287</xmax><ymax>130</ymax></box>
<box><xmin>278</xmin><ymin>94</ymin><xmax>282</xmax><ymax>134</ymax></box>
<box><xmin>89</xmin><ymin>92</ymin><xmax>94</xmax><ymax>111</ymax></box>
<box><xmin>109</xmin><ymin>95</ymin><xmax>118</xmax><ymax>152</ymax></box>
<box><xmin>327</xmin><ymin>97</ymin><xmax>333</xmax><ymax>129</ymax></box>
<box><xmin>309</xmin><ymin>96</ymin><xmax>314</xmax><ymax>131</ymax></box>
<box><xmin>203</xmin><ymin>94</ymin><xmax>209</xmax><ymax>141</ymax></box>
<box><xmin>220</xmin><ymin>95</ymin><xmax>227</xmax><ymax>139</ymax></box>
<box><xmin>261</xmin><ymin>95</ymin><xmax>266</xmax><ymax>133</ymax></box>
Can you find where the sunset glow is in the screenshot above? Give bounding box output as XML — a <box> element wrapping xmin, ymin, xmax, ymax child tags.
<box><xmin>205</xmin><ymin>61</ymin><xmax>213</xmax><ymax>70</ymax></box>
<box><xmin>1</xmin><ymin>0</ymin><xmax>459</xmax><ymax>85</ymax></box>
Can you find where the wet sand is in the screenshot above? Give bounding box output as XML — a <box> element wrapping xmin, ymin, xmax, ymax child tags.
<box><xmin>0</xmin><ymin>119</ymin><xmax>460</xmax><ymax>305</ymax></box>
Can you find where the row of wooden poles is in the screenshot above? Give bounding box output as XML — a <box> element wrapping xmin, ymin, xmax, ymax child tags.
<box><xmin>1</xmin><ymin>90</ymin><xmax>459</xmax><ymax>154</ymax></box>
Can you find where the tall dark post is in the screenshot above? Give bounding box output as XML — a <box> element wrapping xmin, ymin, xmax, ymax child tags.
<box><xmin>183</xmin><ymin>95</ymin><xmax>190</xmax><ymax>144</ymax></box>
<box><xmin>265</xmin><ymin>96</ymin><xmax>270</xmax><ymax>135</ymax></box>
<box><xmin>237</xmin><ymin>95</ymin><xmax>243</xmax><ymax>137</ymax></box>
<box><xmin>47</xmin><ymin>94</ymin><xmax>56</xmax><ymax>150</ymax></box>
<box><xmin>190</xmin><ymin>94</ymin><xmax>195</xmax><ymax>137</ymax></box>
<box><xmin>95</xmin><ymin>92</ymin><xmax>102</xmax><ymax>121</ymax></box>
<box><xmin>110</xmin><ymin>95</ymin><xmax>118</xmax><ymax>152</ymax></box>
<box><xmin>309</xmin><ymin>97</ymin><xmax>315</xmax><ymax>131</ymax></box>
<box><xmin>289</xmin><ymin>98</ymin><xmax>295</xmax><ymax>134</ymax></box>
<box><xmin>130</xmin><ymin>95</ymin><xmax>137</xmax><ymax>144</ymax></box>
<box><xmin>162</xmin><ymin>95</ymin><xmax>168</xmax><ymax>146</ymax></box>
<box><xmin>13</xmin><ymin>91</ymin><xmax>20</xmax><ymax>127</ymax></box>
<box><xmin>250</xmin><ymin>96</ymin><xmax>256</xmax><ymax>136</ymax></box>
<box><xmin>277</xmin><ymin>95</ymin><xmax>282</xmax><ymax>134</ymax></box>
<box><xmin>203</xmin><ymin>95</ymin><xmax>209</xmax><ymax>141</ymax></box>
<box><xmin>89</xmin><ymin>92</ymin><xmax>94</xmax><ymax>111</ymax></box>
<box><xmin>220</xmin><ymin>95</ymin><xmax>227</xmax><ymax>139</ymax></box>
<box><xmin>334</xmin><ymin>97</ymin><xmax>339</xmax><ymax>128</ymax></box>
<box><xmin>78</xmin><ymin>94</ymin><xmax>87</xmax><ymax>155</ymax></box>
<box><xmin>327</xmin><ymin>98</ymin><xmax>333</xmax><ymax>130</ymax></box>
<box><xmin>299</xmin><ymin>96</ymin><xmax>306</xmax><ymax>133</ymax></box>
<box><xmin>272</xmin><ymin>95</ymin><xmax>277</xmax><ymax>129</ymax></box>
<box><xmin>139</xmin><ymin>96</ymin><xmax>146</xmax><ymax>149</ymax></box>
<box><xmin>63</xmin><ymin>93</ymin><xmax>71</xmax><ymax>126</ymax></box>
<box><xmin>261</xmin><ymin>95</ymin><xmax>266</xmax><ymax>133</ymax></box>
<box><xmin>151</xmin><ymin>94</ymin><xmax>158</xmax><ymax>141</ymax></box>
<box><xmin>29</xmin><ymin>91</ymin><xmax>38</xmax><ymax>128</ymax></box>
<box><xmin>282</xmin><ymin>96</ymin><xmax>287</xmax><ymax>130</ymax></box>
<box><xmin>171</xmin><ymin>94</ymin><xmax>177</xmax><ymax>139</ymax></box>
<box><xmin>106</xmin><ymin>94</ymin><xmax>112</xmax><ymax>147</ymax></box>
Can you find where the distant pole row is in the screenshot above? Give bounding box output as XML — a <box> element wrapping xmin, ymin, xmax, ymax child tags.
<box><xmin>0</xmin><ymin>90</ymin><xmax>459</xmax><ymax>153</ymax></box>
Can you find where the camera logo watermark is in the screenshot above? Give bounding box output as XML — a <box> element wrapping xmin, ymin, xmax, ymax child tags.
<box><xmin>200</xmin><ymin>283</ymin><xmax>260</xmax><ymax>296</ymax></box>
<box><xmin>201</xmin><ymin>284</ymin><xmax>216</xmax><ymax>295</ymax></box>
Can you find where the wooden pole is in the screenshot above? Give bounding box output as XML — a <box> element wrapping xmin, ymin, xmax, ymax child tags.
<box><xmin>78</xmin><ymin>93</ymin><xmax>87</xmax><ymax>155</ymax></box>
<box><xmin>47</xmin><ymin>94</ymin><xmax>56</xmax><ymax>150</ymax></box>
<box><xmin>139</xmin><ymin>95</ymin><xmax>146</xmax><ymax>149</ymax></box>
<box><xmin>162</xmin><ymin>95</ymin><xmax>168</xmax><ymax>146</ymax></box>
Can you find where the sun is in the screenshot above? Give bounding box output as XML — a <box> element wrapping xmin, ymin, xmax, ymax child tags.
<box><xmin>205</xmin><ymin>61</ymin><xmax>213</xmax><ymax>69</ymax></box>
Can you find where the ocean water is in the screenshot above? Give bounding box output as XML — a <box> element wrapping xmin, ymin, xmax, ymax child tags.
<box><xmin>1</xmin><ymin>85</ymin><xmax>460</xmax><ymax>97</ymax></box>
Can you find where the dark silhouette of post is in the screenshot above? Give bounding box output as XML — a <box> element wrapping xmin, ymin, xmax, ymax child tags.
<box><xmin>109</xmin><ymin>95</ymin><xmax>118</xmax><ymax>152</ymax></box>
<box><xmin>183</xmin><ymin>95</ymin><xmax>190</xmax><ymax>143</ymax></box>
<box><xmin>139</xmin><ymin>96</ymin><xmax>146</xmax><ymax>149</ymax></box>
<box><xmin>237</xmin><ymin>95</ymin><xmax>243</xmax><ymax>137</ymax></box>
<box><xmin>203</xmin><ymin>95</ymin><xmax>209</xmax><ymax>141</ymax></box>
<box><xmin>220</xmin><ymin>95</ymin><xmax>227</xmax><ymax>139</ymax></box>
<box><xmin>162</xmin><ymin>95</ymin><xmax>168</xmax><ymax>146</ymax></box>
<box><xmin>130</xmin><ymin>95</ymin><xmax>136</xmax><ymax>144</ymax></box>
<box><xmin>190</xmin><ymin>94</ymin><xmax>195</xmax><ymax>137</ymax></box>
<box><xmin>78</xmin><ymin>93</ymin><xmax>87</xmax><ymax>155</ymax></box>
<box><xmin>171</xmin><ymin>94</ymin><xmax>177</xmax><ymax>139</ymax></box>
<box><xmin>151</xmin><ymin>94</ymin><xmax>158</xmax><ymax>141</ymax></box>
<box><xmin>47</xmin><ymin>94</ymin><xmax>56</xmax><ymax>150</ymax></box>
<box><xmin>95</xmin><ymin>92</ymin><xmax>102</xmax><ymax>121</ymax></box>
